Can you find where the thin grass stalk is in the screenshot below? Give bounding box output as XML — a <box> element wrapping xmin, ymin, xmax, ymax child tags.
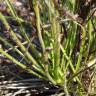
<box><xmin>60</xmin><ymin>45</ymin><xmax>82</xmax><ymax>86</ymax></box>
<box><xmin>75</xmin><ymin>24</ymin><xmax>86</xmax><ymax>72</ymax></box>
<box><xmin>63</xmin><ymin>64</ymin><xmax>70</xmax><ymax>96</ymax></box>
<box><xmin>0</xmin><ymin>36</ymin><xmax>29</xmax><ymax>62</ymax></box>
<box><xmin>49</xmin><ymin>0</ymin><xmax>62</xmax><ymax>84</ymax></box>
<box><xmin>60</xmin><ymin>45</ymin><xmax>75</xmax><ymax>73</ymax></box>
<box><xmin>44</xmin><ymin>64</ymin><xmax>57</xmax><ymax>85</ymax></box>
<box><xmin>5</xmin><ymin>0</ymin><xmax>17</xmax><ymax>17</ymax></box>
<box><xmin>5</xmin><ymin>0</ymin><xmax>41</xmax><ymax>59</ymax></box>
<box><xmin>68</xmin><ymin>58</ymin><xmax>96</xmax><ymax>84</ymax></box>
<box><xmin>0</xmin><ymin>36</ymin><xmax>45</xmax><ymax>78</ymax></box>
<box><xmin>88</xmin><ymin>20</ymin><xmax>93</xmax><ymax>49</ymax></box>
<box><xmin>0</xmin><ymin>38</ymin><xmax>44</xmax><ymax>75</ymax></box>
<box><xmin>62</xmin><ymin>21</ymin><xmax>86</xmax><ymax>73</ymax></box>
<box><xmin>65</xmin><ymin>21</ymin><xmax>86</xmax><ymax>72</ymax></box>
<box><xmin>19</xmin><ymin>24</ymin><xmax>42</xmax><ymax>59</ymax></box>
<box><xmin>33</xmin><ymin>1</ymin><xmax>45</xmax><ymax>53</ymax></box>
<box><xmin>0</xmin><ymin>36</ymin><xmax>26</xmax><ymax>55</ymax></box>
<box><xmin>0</xmin><ymin>12</ymin><xmax>36</xmax><ymax>64</ymax></box>
<box><xmin>62</xmin><ymin>22</ymin><xmax>77</xmax><ymax>70</ymax></box>
<box><xmin>0</xmin><ymin>12</ymin><xmax>45</xmax><ymax>74</ymax></box>
<box><xmin>83</xmin><ymin>19</ymin><xmax>93</xmax><ymax>65</ymax></box>
<box><xmin>0</xmin><ymin>47</ymin><xmax>46</xmax><ymax>80</ymax></box>
<box><xmin>64</xmin><ymin>80</ymin><xmax>70</xmax><ymax>96</ymax></box>
<box><xmin>5</xmin><ymin>0</ymin><xmax>23</xmax><ymax>22</ymax></box>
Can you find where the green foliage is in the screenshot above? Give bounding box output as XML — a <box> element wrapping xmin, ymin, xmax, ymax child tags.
<box><xmin>0</xmin><ymin>0</ymin><xmax>96</xmax><ymax>95</ymax></box>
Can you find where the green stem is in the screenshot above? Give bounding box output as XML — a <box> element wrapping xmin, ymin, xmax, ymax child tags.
<box><xmin>0</xmin><ymin>12</ymin><xmax>39</xmax><ymax>68</ymax></box>
<box><xmin>0</xmin><ymin>48</ymin><xmax>46</xmax><ymax>80</ymax></box>
<box><xmin>34</xmin><ymin>1</ymin><xmax>45</xmax><ymax>53</ymax></box>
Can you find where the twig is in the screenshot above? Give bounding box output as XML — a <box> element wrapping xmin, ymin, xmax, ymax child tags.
<box><xmin>68</xmin><ymin>58</ymin><xmax>96</xmax><ymax>83</ymax></box>
<box><xmin>5</xmin><ymin>41</ymin><xmax>28</xmax><ymax>52</ymax></box>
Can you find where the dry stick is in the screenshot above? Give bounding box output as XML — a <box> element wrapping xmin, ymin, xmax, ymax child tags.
<box><xmin>19</xmin><ymin>36</ymin><xmax>35</xmax><ymax>63</ymax></box>
<box><xmin>5</xmin><ymin>41</ymin><xmax>28</xmax><ymax>53</ymax></box>
<box><xmin>42</xmin><ymin>18</ymin><xmax>75</xmax><ymax>30</ymax></box>
<box><xmin>68</xmin><ymin>58</ymin><xmax>96</xmax><ymax>83</ymax></box>
<box><xmin>42</xmin><ymin>10</ymin><xmax>82</xmax><ymax>30</ymax></box>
